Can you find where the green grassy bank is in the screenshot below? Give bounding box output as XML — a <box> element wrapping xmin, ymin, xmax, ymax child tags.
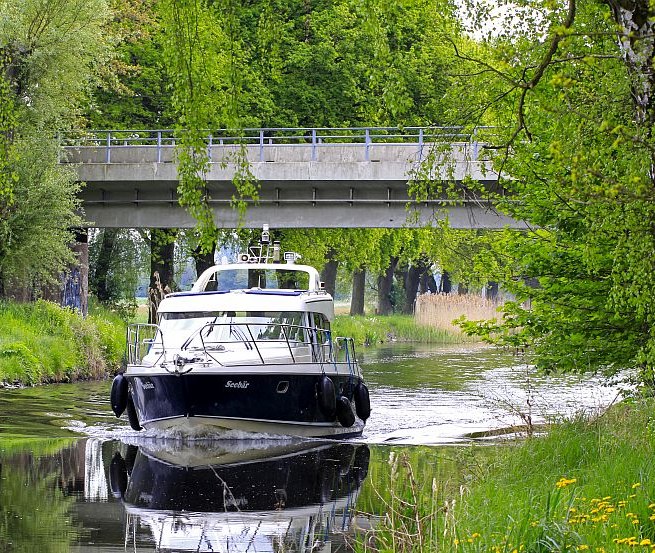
<box><xmin>0</xmin><ymin>305</ymin><xmax>466</xmax><ymax>386</ymax></box>
<box><xmin>333</xmin><ymin>314</ymin><xmax>471</xmax><ymax>346</ymax></box>
<box><xmin>0</xmin><ymin>300</ymin><xmax>124</xmax><ymax>386</ymax></box>
<box><xmin>356</xmin><ymin>398</ymin><xmax>655</xmax><ymax>552</ymax></box>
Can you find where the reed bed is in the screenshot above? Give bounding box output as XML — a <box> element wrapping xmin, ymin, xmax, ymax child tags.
<box><xmin>414</xmin><ymin>293</ymin><xmax>502</xmax><ymax>333</ymax></box>
<box><xmin>333</xmin><ymin>314</ymin><xmax>468</xmax><ymax>346</ymax></box>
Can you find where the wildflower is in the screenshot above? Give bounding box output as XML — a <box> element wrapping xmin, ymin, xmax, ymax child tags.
<box><xmin>471</xmin><ymin>533</ymin><xmax>481</xmax><ymax>539</ymax></box>
<box><xmin>633</xmin><ymin>483</ymin><xmax>642</xmax><ymax>489</ymax></box>
<box><xmin>648</xmin><ymin>503</ymin><xmax>655</xmax><ymax>509</ymax></box>
<box><xmin>640</xmin><ymin>539</ymin><xmax>652</xmax><ymax>546</ymax></box>
<box><xmin>556</xmin><ymin>477</ymin><xmax>578</xmax><ymax>489</ymax></box>
<box><xmin>578</xmin><ymin>546</ymin><xmax>589</xmax><ymax>551</ymax></box>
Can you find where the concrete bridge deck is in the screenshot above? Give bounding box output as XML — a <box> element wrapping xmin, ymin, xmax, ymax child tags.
<box><xmin>60</xmin><ymin>127</ymin><xmax>519</xmax><ymax>229</ymax></box>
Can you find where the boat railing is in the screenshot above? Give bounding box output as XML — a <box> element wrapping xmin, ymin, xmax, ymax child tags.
<box><xmin>334</xmin><ymin>337</ymin><xmax>358</xmax><ymax>370</ymax></box>
<box><xmin>194</xmin><ymin>322</ymin><xmax>337</xmax><ymax>366</ymax></box>
<box><xmin>126</xmin><ymin>322</ymin><xmax>358</xmax><ymax>369</ymax></box>
<box><xmin>127</xmin><ymin>324</ymin><xmax>166</xmax><ymax>365</ymax></box>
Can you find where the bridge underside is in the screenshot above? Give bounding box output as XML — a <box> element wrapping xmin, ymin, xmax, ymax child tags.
<box><xmin>82</xmin><ymin>198</ymin><xmax>520</xmax><ymax>229</ymax></box>
<box><xmin>77</xmin><ymin>172</ymin><xmax>522</xmax><ymax>230</ymax></box>
<box><xmin>72</xmin><ymin>145</ymin><xmax>523</xmax><ymax>229</ymax></box>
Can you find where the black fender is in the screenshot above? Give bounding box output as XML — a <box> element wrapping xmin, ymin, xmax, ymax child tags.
<box><xmin>317</xmin><ymin>375</ymin><xmax>336</xmax><ymax>419</ymax></box>
<box><xmin>335</xmin><ymin>395</ymin><xmax>355</xmax><ymax>427</ymax></box>
<box><xmin>110</xmin><ymin>373</ymin><xmax>128</xmax><ymax>417</ymax></box>
<box><xmin>354</xmin><ymin>382</ymin><xmax>371</xmax><ymax>421</ymax></box>
<box><xmin>109</xmin><ymin>452</ymin><xmax>128</xmax><ymax>499</ymax></box>
<box><xmin>126</xmin><ymin>392</ymin><xmax>142</xmax><ymax>431</ymax></box>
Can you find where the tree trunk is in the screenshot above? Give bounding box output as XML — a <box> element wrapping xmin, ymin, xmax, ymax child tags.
<box><xmin>440</xmin><ymin>270</ymin><xmax>452</xmax><ymax>293</ymax></box>
<box><xmin>91</xmin><ymin>228</ymin><xmax>118</xmax><ymax>303</ymax></box>
<box><xmin>350</xmin><ymin>268</ymin><xmax>366</xmax><ymax>316</ymax></box>
<box><xmin>377</xmin><ymin>256</ymin><xmax>399</xmax><ymax>315</ymax></box>
<box><xmin>402</xmin><ymin>263</ymin><xmax>423</xmax><ymax>314</ymax></box>
<box><xmin>320</xmin><ymin>249</ymin><xmax>338</xmax><ymax>298</ymax></box>
<box><xmin>486</xmin><ymin>281</ymin><xmax>499</xmax><ymax>301</ymax></box>
<box><xmin>192</xmin><ymin>239</ymin><xmax>216</xmax><ymax>289</ymax></box>
<box><xmin>606</xmin><ymin>0</ymin><xmax>655</xmax><ymax>128</ymax></box>
<box><xmin>149</xmin><ymin>228</ymin><xmax>177</xmax><ymax>323</ymax></box>
<box><xmin>420</xmin><ymin>270</ymin><xmax>437</xmax><ymax>293</ymax></box>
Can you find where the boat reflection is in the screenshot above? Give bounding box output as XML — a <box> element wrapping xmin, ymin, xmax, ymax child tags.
<box><xmin>109</xmin><ymin>440</ymin><xmax>370</xmax><ymax>552</ymax></box>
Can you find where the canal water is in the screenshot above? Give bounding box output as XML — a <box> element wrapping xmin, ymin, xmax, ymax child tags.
<box><xmin>0</xmin><ymin>345</ymin><xmax>621</xmax><ymax>552</ymax></box>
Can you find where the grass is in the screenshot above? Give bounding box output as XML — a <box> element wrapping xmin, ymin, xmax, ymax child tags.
<box><xmin>355</xmin><ymin>398</ymin><xmax>655</xmax><ymax>552</ymax></box>
<box><xmin>415</xmin><ymin>293</ymin><xmax>502</xmax><ymax>334</ymax></box>
<box><xmin>333</xmin><ymin>314</ymin><xmax>474</xmax><ymax>346</ymax></box>
<box><xmin>0</xmin><ymin>299</ymin><xmax>125</xmax><ymax>385</ymax></box>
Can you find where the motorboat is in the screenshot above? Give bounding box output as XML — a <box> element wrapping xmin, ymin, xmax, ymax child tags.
<box><xmin>108</xmin><ymin>440</ymin><xmax>370</xmax><ymax>553</ymax></box>
<box><xmin>110</xmin><ymin>227</ymin><xmax>371</xmax><ymax>438</ymax></box>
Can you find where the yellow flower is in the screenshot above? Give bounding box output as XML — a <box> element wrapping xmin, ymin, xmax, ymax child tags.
<box><xmin>471</xmin><ymin>533</ymin><xmax>481</xmax><ymax>539</ymax></box>
<box><xmin>640</xmin><ymin>539</ymin><xmax>652</xmax><ymax>546</ymax></box>
<box><xmin>578</xmin><ymin>546</ymin><xmax>589</xmax><ymax>551</ymax></box>
<box><xmin>556</xmin><ymin>477</ymin><xmax>578</xmax><ymax>489</ymax></box>
<box><xmin>632</xmin><ymin>483</ymin><xmax>642</xmax><ymax>489</ymax></box>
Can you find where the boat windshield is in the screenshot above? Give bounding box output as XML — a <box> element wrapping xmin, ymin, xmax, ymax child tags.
<box><xmin>158</xmin><ymin>311</ymin><xmax>307</xmax><ymax>348</ymax></box>
<box><xmin>202</xmin><ymin>268</ymin><xmax>310</xmax><ymax>291</ymax></box>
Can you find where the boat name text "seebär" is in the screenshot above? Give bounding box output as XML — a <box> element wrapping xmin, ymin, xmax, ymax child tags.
<box><xmin>225</xmin><ymin>380</ymin><xmax>250</xmax><ymax>389</ymax></box>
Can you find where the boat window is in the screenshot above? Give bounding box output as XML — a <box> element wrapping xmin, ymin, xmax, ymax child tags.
<box><xmin>158</xmin><ymin>311</ymin><xmax>307</xmax><ymax>346</ymax></box>
<box><xmin>202</xmin><ymin>269</ymin><xmax>310</xmax><ymax>291</ymax></box>
<box><xmin>313</xmin><ymin>313</ymin><xmax>331</xmax><ymax>332</ymax></box>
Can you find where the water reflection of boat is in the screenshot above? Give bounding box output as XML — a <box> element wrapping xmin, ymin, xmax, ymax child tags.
<box><xmin>109</xmin><ymin>441</ymin><xmax>370</xmax><ymax>552</ymax></box>
<box><xmin>110</xmin><ymin>226</ymin><xmax>371</xmax><ymax>439</ymax></box>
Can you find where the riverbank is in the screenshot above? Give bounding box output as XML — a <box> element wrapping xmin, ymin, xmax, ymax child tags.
<box><xmin>0</xmin><ymin>302</ymin><xmax>470</xmax><ymax>386</ymax></box>
<box><xmin>0</xmin><ymin>300</ymin><xmax>124</xmax><ymax>386</ymax></box>
<box><xmin>356</xmin><ymin>397</ymin><xmax>653</xmax><ymax>552</ymax></box>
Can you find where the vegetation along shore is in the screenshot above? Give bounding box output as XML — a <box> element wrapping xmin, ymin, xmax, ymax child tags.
<box><xmin>0</xmin><ymin>300</ymin><xmax>124</xmax><ymax>387</ymax></box>
<box><xmin>0</xmin><ymin>300</ymin><xmax>479</xmax><ymax>387</ymax></box>
<box><xmin>354</xmin><ymin>398</ymin><xmax>655</xmax><ymax>552</ymax></box>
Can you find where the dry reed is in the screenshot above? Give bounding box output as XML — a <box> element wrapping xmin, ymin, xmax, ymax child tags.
<box><xmin>414</xmin><ymin>293</ymin><xmax>502</xmax><ymax>333</ymax></box>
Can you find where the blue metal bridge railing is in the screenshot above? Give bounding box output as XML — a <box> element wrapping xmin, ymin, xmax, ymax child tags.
<box><xmin>58</xmin><ymin>126</ymin><xmax>492</xmax><ymax>164</ymax></box>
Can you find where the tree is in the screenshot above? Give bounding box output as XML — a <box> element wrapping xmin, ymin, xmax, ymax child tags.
<box><xmin>0</xmin><ymin>0</ymin><xmax>111</xmax><ymax>297</ymax></box>
<box><xmin>439</xmin><ymin>0</ymin><xmax>655</xmax><ymax>383</ymax></box>
<box><xmin>89</xmin><ymin>228</ymin><xmax>148</xmax><ymax>309</ymax></box>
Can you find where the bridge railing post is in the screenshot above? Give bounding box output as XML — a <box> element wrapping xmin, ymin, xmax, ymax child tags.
<box><xmin>365</xmin><ymin>128</ymin><xmax>371</xmax><ymax>161</ymax></box>
<box><xmin>259</xmin><ymin>129</ymin><xmax>264</xmax><ymax>162</ymax></box>
<box><xmin>156</xmin><ymin>131</ymin><xmax>162</xmax><ymax>163</ymax></box>
<box><xmin>106</xmin><ymin>131</ymin><xmax>111</xmax><ymax>164</ymax></box>
<box><xmin>418</xmin><ymin>128</ymin><xmax>424</xmax><ymax>161</ymax></box>
<box><xmin>311</xmin><ymin>129</ymin><xmax>317</xmax><ymax>161</ymax></box>
<box><xmin>471</xmin><ymin>127</ymin><xmax>479</xmax><ymax>161</ymax></box>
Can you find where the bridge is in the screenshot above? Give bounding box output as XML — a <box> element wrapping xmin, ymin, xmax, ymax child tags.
<box><xmin>60</xmin><ymin>127</ymin><xmax>521</xmax><ymax>229</ymax></box>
